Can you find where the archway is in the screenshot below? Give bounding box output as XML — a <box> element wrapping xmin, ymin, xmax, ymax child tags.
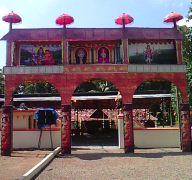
<box><xmin>13</xmin><ymin>81</ymin><xmax>61</xmax><ymax>109</ymax></box>
<box><xmin>132</xmin><ymin>80</ymin><xmax>183</xmax><ymax>149</ymax></box>
<box><xmin>71</xmin><ymin>79</ymin><xmax>122</xmax><ymax>147</ymax></box>
<box><xmin>1</xmin><ymin>80</ymin><xmax>62</xmax><ymax>155</ymax></box>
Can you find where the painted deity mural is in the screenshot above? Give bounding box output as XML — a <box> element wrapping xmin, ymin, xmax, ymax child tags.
<box><xmin>20</xmin><ymin>45</ymin><xmax>62</xmax><ymax>66</ymax></box>
<box><xmin>128</xmin><ymin>42</ymin><xmax>177</xmax><ymax>64</ymax></box>
<box><xmin>75</xmin><ymin>48</ymin><xmax>87</xmax><ymax>64</ymax></box>
<box><xmin>98</xmin><ymin>47</ymin><xmax>110</xmax><ymax>63</ymax></box>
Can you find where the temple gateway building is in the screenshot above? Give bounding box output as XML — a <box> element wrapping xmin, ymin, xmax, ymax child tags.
<box><xmin>0</xmin><ymin>12</ymin><xmax>191</xmax><ymax>156</ymax></box>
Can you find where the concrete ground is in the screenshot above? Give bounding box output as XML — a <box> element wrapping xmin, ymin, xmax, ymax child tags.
<box><xmin>37</xmin><ymin>147</ymin><xmax>192</xmax><ymax>180</ymax></box>
<box><xmin>0</xmin><ymin>150</ymin><xmax>50</xmax><ymax>180</ymax></box>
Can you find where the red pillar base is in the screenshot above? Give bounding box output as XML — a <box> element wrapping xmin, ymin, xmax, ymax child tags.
<box><xmin>1</xmin><ymin>105</ymin><xmax>13</xmax><ymax>156</ymax></box>
<box><xmin>124</xmin><ymin>103</ymin><xmax>134</xmax><ymax>153</ymax></box>
<box><xmin>180</xmin><ymin>104</ymin><xmax>191</xmax><ymax>152</ymax></box>
<box><xmin>61</xmin><ymin>104</ymin><xmax>71</xmax><ymax>155</ymax></box>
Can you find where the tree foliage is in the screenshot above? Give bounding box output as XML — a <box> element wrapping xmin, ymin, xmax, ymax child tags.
<box><xmin>74</xmin><ymin>79</ymin><xmax>118</xmax><ymax>94</ymax></box>
<box><xmin>14</xmin><ymin>81</ymin><xmax>58</xmax><ymax>95</ymax></box>
<box><xmin>179</xmin><ymin>3</ymin><xmax>192</xmax><ymax>106</ymax></box>
<box><xmin>136</xmin><ymin>81</ymin><xmax>171</xmax><ymax>94</ymax></box>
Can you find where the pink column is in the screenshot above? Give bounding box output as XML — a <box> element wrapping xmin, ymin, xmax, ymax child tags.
<box><xmin>122</xmin><ymin>39</ymin><xmax>129</xmax><ymax>64</ymax></box>
<box><xmin>180</xmin><ymin>103</ymin><xmax>191</xmax><ymax>152</ymax></box>
<box><xmin>1</xmin><ymin>105</ymin><xmax>13</xmax><ymax>156</ymax></box>
<box><xmin>124</xmin><ymin>103</ymin><xmax>134</xmax><ymax>153</ymax></box>
<box><xmin>63</xmin><ymin>39</ymin><xmax>68</xmax><ymax>64</ymax></box>
<box><xmin>6</xmin><ymin>41</ymin><xmax>12</xmax><ymax>66</ymax></box>
<box><xmin>176</xmin><ymin>40</ymin><xmax>183</xmax><ymax>65</ymax></box>
<box><xmin>61</xmin><ymin>104</ymin><xmax>71</xmax><ymax>154</ymax></box>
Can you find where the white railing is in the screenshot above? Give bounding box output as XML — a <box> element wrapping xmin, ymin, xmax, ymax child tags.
<box><xmin>128</xmin><ymin>64</ymin><xmax>186</xmax><ymax>73</ymax></box>
<box><xmin>3</xmin><ymin>65</ymin><xmax>64</xmax><ymax>75</ymax></box>
<box><xmin>3</xmin><ymin>64</ymin><xmax>186</xmax><ymax>75</ymax></box>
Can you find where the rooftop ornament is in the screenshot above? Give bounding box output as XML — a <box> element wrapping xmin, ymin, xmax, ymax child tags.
<box><xmin>164</xmin><ymin>12</ymin><xmax>183</xmax><ymax>29</ymax></box>
<box><xmin>115</xmin><ymin>13</ymin><xmax>134</xmax><ymax>29</ymax></box>
<box><xmin>115</xmin><ymin>13</ymin><xmax>134</xmax><ymax>64</ymax></box>
<box><xmin>56</xmin><ymin>13</ymin><xmax>74</xmax><ymax>64</ymax></box>
<box><xmin>2</xmin><ymin>11</ymin><xmax>22</xmax><ymax>31</ymax></box>
<box><xmin>56</xmin><ymin>13</ymin><xmax>74</xmax><ymax>28</ymax></box>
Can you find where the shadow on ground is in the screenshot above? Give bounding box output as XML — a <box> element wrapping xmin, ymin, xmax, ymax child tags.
<box><xmin>57</xmin><ymin>148</ymin><xmax>192</xmax><ymax>160</ymax></box>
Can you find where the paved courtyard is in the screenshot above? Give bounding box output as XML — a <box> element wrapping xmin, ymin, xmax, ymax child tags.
<box><xmin>0</xmin><ymin>150</ymin><xmax>50</xmax><ymax>180</ymax></box>
<box><xmin>37</xmin><ymin>147</ymin><xmax>192</xmax><ymax>180</ymax></box>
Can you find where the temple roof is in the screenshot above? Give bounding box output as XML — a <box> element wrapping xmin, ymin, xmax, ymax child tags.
<box><xmin>1</xmin><ymin>27</ymin><xmax>182</xmax><ymax>41</ymax></box>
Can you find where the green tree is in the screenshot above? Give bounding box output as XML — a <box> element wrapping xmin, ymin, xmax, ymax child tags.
<box><xmin>179</xmin><ymin>3</ymin><xmax>192</xmax><ymax>106</ymax></box>
<box><xmin>74</xmin><ymin>79</ymin><xmax>118</xmax><ymax>94</ymax></box>
<box><xmin>14</xmin><ymin>82</ymin><xmax>58</xmax><ymax>95</ymax></box>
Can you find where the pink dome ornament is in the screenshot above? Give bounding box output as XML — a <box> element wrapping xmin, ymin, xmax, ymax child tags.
<box><xmin>2</xmin><ymin>11</ymin><xmax>22</xmax><ymax>31</ymax></box>
<box><xmin>56</xmin><ymin>13</ymin><xmax>74</xmax><ymax>28</ymax></box>
<box><xmin>164</xmin><ymin>12</ymin><xmax>183</xmax><ymax>29</ymax></box>
<box><xmin>55</xmin><ymin>13</ymin><xmax>74</xmax><ymax>64</ymax></box>
<box><xmin>115</xmin><ymin>13</ymin><xmax>134</xmax><ymax>29</ymax></box>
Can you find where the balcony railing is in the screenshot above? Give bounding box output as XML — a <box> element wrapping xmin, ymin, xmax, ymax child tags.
<box><xmin>3</xmin><ymin>64</ymin><xmax>186</xmax><ymax>75</ymax></box>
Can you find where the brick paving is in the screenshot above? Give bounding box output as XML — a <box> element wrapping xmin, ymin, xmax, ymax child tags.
<box><xmin>37</xmin><ymin>147</ymin><xmax>192</xmax><ymax>180</ymax></box>
<box><xmin>0</xmin><ymin>150</ymin><xmax>50</xmax><ymax>180</ymax></box>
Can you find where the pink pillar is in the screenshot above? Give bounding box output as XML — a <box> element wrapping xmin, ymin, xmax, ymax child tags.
<box><xmin>124</xmin><ymin>103</ymin><xmax>134</xmax><ymax>153</ymax></box>
<box><xmin>1</xmin><ymin>105</ymin><xmax>13</xmax><ymax>156</ymax></box>
<box><xmin>122</xmin><ymin>27</ymin><xmax>129</xmax><ymax>64</ymax></box>
<box><xmin>122</xmin><ymin>39</ymin><xmax>129</xmax><ymax>64</ymax></box>
<box><xmin>180</xmin><ymin>103</ymin><xmax>191</xmax><ymax>152</ymax></box>
<box><xmin>176</xmin><ymin>40</ymin><xmax>183</xmax><ymax>65</ymax></box>
<box><xmin>62</xmin><ymin>26</ymin><xmax>68</xmax><ymax>65</ymax></box>
<box><xmin>6</xmin><ymin>41</ymin><xmax>12</xmax><ymax>66</ymax></box>
<box><xmin>63</xmin><ymin>39</ymin><xmax>68</xmax><ymax>64</ymax></box>
<box><xmin>61</xmin><ymin>104</ymin><xmax>71</xmax><ymax>154</ymax></box>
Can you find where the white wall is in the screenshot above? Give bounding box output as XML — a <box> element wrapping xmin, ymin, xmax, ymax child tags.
<box><xmin>13</xmin><ymin>131</ymin><xmax>61</xmax><ymax>149</ymax></box>
<box><xmin>134</xmin><ymin>129</ymin><xmax>180</xmax><ymax>148</ymax></box>
<box><xmin>0</xmin><ymin>131</ymin><xmax>60</xmax><ymax>149</ymax></box>
<box><xmin>0</xmin><ymin>129</ymin><xmax>183</xmax><ymax>149</ymax></box>
<box><xmin>0</xmin><ymin>111</ymin><xmax>188</xmax><ymax>149</ymax></box>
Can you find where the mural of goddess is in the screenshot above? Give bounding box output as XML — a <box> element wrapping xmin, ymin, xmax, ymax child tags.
<box><xmin>36</xmin><ymin>46</ymin><xmax>45</xmax><ymax>65</ymax></box>
<box><xmin>98</xmin><ymin>47</ymin><xmax>109</xmax><ymax>63</ymax></box>
<box><xmin>75</xmin><ymin>48</ymin><xmax>87</xmax><ymax>64</ymax></box>
<box><xmin>44</xmin><ymin>50</ymin><xmax>55</xmax><ymax>65</ymax></box>
<box><xmin>144</xmin><ymin>44</ymin><xmax>154</xmax><ymax>64</ymax></box>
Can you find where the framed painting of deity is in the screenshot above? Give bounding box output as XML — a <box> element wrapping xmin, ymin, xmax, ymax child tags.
<box><xmin>128</xmin><ymin>42</ymin><xmax>177</xmax><ymax>64</ymax></box>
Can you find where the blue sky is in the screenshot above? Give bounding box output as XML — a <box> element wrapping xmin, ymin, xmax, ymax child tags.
<box><xmin>0</xmin><ymin>0</ymin><xmax>191</xmax><ymax>68</ymax></box>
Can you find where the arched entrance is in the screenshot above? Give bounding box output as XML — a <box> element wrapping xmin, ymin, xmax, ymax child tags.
<box><xmin>132</xmin><ymin>80</ymin><xmax>191</xmax><ymax>151</ymax></box>
<box><xmin>1</xmin><ymin>80</ymin><xmax>62</xmax><ymax>155</ymax></box>
<box><xmin>71</xmin><ymin>79</ymin><xmax>122</xmax><ymax>147</ymax></box>
<box><xmin>13</xmin><ymin>81</ymin><xmax>61</xmax><ymax>108</ymax></box>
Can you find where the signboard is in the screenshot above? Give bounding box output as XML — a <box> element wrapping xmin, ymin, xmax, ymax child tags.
<box><xmin>20</xmin><ymin>45</ymin><xmax>62</xmax><ymax>66</ymax></box>
<box><xmin>129</xmin><ymin>42</ymin><xmax>177</xmax><ymax>64</ymax></box>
